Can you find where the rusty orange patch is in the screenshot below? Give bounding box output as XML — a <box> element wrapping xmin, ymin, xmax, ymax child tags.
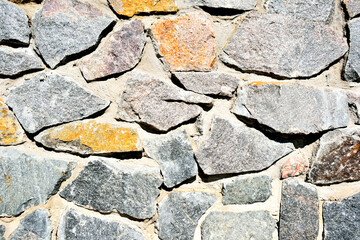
<box><xmin>109</xmin><ymin>0</ymin><xmax>177</xmax><ymax>17</ymax></box>
<box><xmin>250</xmin><ymin>81</ymin><xmax>290</xmax><ymax>86</ymax></box>
<box><xmin>0</xmin><ymin>100</ymin><xmax>25</xmax><ymax>146</ymax></box>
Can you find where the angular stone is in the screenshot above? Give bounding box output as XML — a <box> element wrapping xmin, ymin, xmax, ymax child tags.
<box><xmin>196</xmin><ymin>117</ymin><xmax>294</xmax><ymax>175</ymax></box>
<box><xmin>201</xmin><ymin>211</ymin><xmax>276</xmax><ymax>240</ymax></box>
<box><xmin>183</xmin><ymin>0</ymin><xmax>256</xmax><ymax>10</ymax></box>
<box><xmin>344</xmin><ymin>18</ymin><xmax>360</xmax><ymax>82</ymax></box>
<box><xmin>221</xmin><ymin>13</ymin><xmax>348</xmax><ymax>78</ymax></box>
<box><xmin>0</xmin><ymin>225</ymin><xmax>4</xmax><ymax>240</ymax></box>
<box><xmin>60</xmin><ymin>159</ymin><xmax>162</xmax><ymax>219</ymax></box>
<box><xmin>232</xmin><ymin>82</ymin><xmax>349</xmax><ymax>134</ymax></box>
<box><xmin>0</xmin><ymin>148</ymin><xmax>73</xmax><ymax>216</ymax></box>
<box><xmin>58</xmin><ymin>208</ymin><xmax>145</xmax><ymax>240</ymax></box>
<box><xmin>109</xmin><ymin>0</ymin><xmax>177</xmax><ymax>17</ymax></box>
<box><xmin>348</xmin><ymin>92</ymin><xmax>360</xmax><ymax>124</ymax></box>
<box><xmin>0</xmin><ymin>99</ymin><xmax>25</xmax><ymax>146</ymax></box>
<box><xmin>7</xmin><ymin>71</ymin><xmax>110</xmax><ymax>134</ymax></box>
<box><xmin>344</xmin><ymin>0</ymin><xmax>360</xmax><ymax>19</ymax></box>
<box><xmin>117</xmin><ymin>72</ymin><xmax>213</xmax><ymax>132</ymax></box>
<box><xmin>151</xmin><ymin>12</ymin><xmax>216</xmax><ymax>72</ymax></box>
<box><xmin>80</xmin><ymin>20</ymin><xmax>146</xmax><ymax>81</ymax></box>
<box><xmin>158</xmin><ymin>192</ymin><xmax>217</xmax><ymax>240</ymax></box>
<box><xmin>281</xmin><ymin>152</ymin><xmax>309</xmax><ymax>179</ymax></box>
<box><xmin>32</xmin><ymin>0</ymin><xmax>115</xmax><ymax>68</ymax></box>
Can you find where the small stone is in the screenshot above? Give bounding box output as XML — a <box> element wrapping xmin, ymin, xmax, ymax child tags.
<box><xmin>151</xmin><ymin>12</ymin><xmax>216</xmax><ymax>72</ymax></box>
<box><xmin>344</xmin><ymin>18</ymin><xmax>360</xmax><ymax>82</ymax></box>
<box><xmin>344</xmin><ymin>0</ymin><xmax>360</xmax><ymax>19</ymax></box>
<box><xmin>281</xmin><ymin>152</ymin><xmax>309</xmax><ymax>179</ymax></box>
<box><xmin>348</xmin><ymin>92</ymin><xmax>360</xmax><ymax>124</ymax></box>
<box><xmin>60</xmin><ymin>159</ymin><xmax>162</xmax><ymax>219</ymax></box>
<box><xmin>58</xmin><ymin>208</ymin><xmax>145</xmax><ymax>240</ymax></box>
<box><xmin>0</xmin><ymin>148</ymin><xmax>74</xmax><ymax>216</ymax></box>
<box><xmin>7</xmin><ymin>71</ymin><xmax>110</xmax><ymax>134</ymax></box>
<box><xmin>0</xmin><ymin>99</ymin><xmax>25</xmax><ymax>146</ymax></box>
<box><xmin>0</xmin><ymin>225</ymin><xmax>4</xmax><ymax>240</ymax></box>
<box><xmin>80</xmin><ymin>20</ymin><xmax>146</xmax><ymax>81</ymax></box>
<box><xmin>196</xmin><ymin>117</ymin><xmax>294</xmax><ymax>175</ymax></box>
<box><xmin>32</xmin><ymin>0</ymin><xmax>115</xmax><ymax>68</ymax></box>
<box><xmin>183</xmin><ymin>0</ymin><xmax>256</xmax><ymax>11</ymax></box>
<box><xmin>117</xmin><ymin>71</ymin><xmax>213</xmax><ymax>132</ymax></box>
<box><xmin>109</xmin><ymin>0</ymin><xmax>177</xmax><ymax>17</ymax></box>
<box><xmin>158</xmin><ymin>192</ymin><xmax>217</xmax><ymax>240</ymax></box>
<box><xmin>221</xmin><ymin>13</ymin><xmax>348</xmax><ymax>78</ymax></box>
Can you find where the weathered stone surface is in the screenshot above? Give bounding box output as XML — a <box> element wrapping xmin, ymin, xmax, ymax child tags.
<box><xmin>280</xmin><ymin>179</ymin><xmax>319</xmax><ymax>240</ymax></box>
<box><xmin>0</xmin><ymin>225</ymin><xmax>4</xmax><ymax>240</ymax></box>
<box><xmin>344</xmin><ymin>0</ymin><xmax>360</xmax><ymax>18</ymax></box>
<box><xmin>7</xmin><ymin>71</ymin><xmax>110</xmax><ymax>134</ymax></box>
<box><xmin>0</xmin><ymin>148</ymin><xmax>73</xmax><ymax>216</ymax></box>
<box><xmin>58</xmin><ymin>208</ymin><xmax>145</xmax><ymax>240</ymax></box>
<box><xmin>344</xmin><ymin>18</ymin><xmax>360</xmax><ymax>82</ymax></box>
<box><xmin>308</xmin><ymin>127</ymin><xmax>360</xmax><ymax>185</ymax></box>
<box><xmin>323</xmin><ymin>192</ymin><xmax>360</xmax><ymax>240</ymax></box>
<box><xmin>109</xmin><ymin>0</ymin><xmax>177</xmax><ymax>17</ymax></box>
<box><xmin>232</xmin><ymin>82</ymin><xmax>349</xmax><ymax>134</ymax></box>
<box><xmin>201</xmin><ymin>211</ymin><xmax>276</xmax><ymax>240</ymax></box>
<box><xmin>183</xmin><ymin>0</ymin><xmax>256</xmax><ymax>10</ymax></box>
<box><xmin>281</xmin><ymin>152</ymin><xmax>309</xmax><ymax>179</ymax></box>
<box><xmin>158</xmin><ymin>192</ymin><xmax>217</xmax><ymax>240</ymax></box>
<box><xmin>80</xmin><ymin>20</ymin><xmax>146</xmax><ymax>81</ymax></box>
<box><xmin>172</xmin><ymin>72</ymin><xmax>238</xmax><ymax>97</ymax></box>
<box><xmin>117</xmin><ymin>72</ymin><xmax>213</xmax><ymax>132</ymax></box>
<box><xmin>221</xmin><ymin>13</ymin><xmax>348</xmax><ymax>78</ymax></box>
<box><xmin>0</xmin><ymin>99</ymin><xmax>25</xmax><ymax>146</ymax></box>
<box><xmin>60</xmin><ymin>159</ymin><xmax>162</xmax><ymax>219</ymax></box>
<box><xmin>151</xmin><ymin>12</ymin><xmax>216</xmax><ymax>72</ymax></box>
<box><xmin>32</xmin><ymin>0</ymin><xmax>115</xmax><ymax>68</ymax></box>
<box><xmin>348</xmin><ymin>92</ymin><xmax>360</xmax><ymax>124</ymax></box>
<box><xmin>196</xmin><ymin>117</ymin><xmax>294</xmax><ymax>175</ymax></box>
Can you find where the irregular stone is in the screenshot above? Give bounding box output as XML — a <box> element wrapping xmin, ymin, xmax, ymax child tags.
<box><xmin>196</xmin><ymin>117</ymin><xmax>294</xmax><ymax>175</ymax></box>
<box><xmin>117</xmin><ymin>72</ymin><xmax>213</xmax><ymax>132</ymax></box>
<box><xmin>183</xmin><ymin>0</ymin><xmax>256</xmax><ymax>11</ymax></box>
<box><xmin>60</xmin><ymin>159</ymin><xmax>162</xmax><ymax>219</ymax></box>
<box><xmin>151</xmin><ymin>12</ymin><xmax>216</xmax><ymax>72</ymax></box>
<box><xmin>220</xmin><ymin>13</ymin><xmax>348</xmax><ymax>78</ymax></box>
<box><xmin>281</xmin><ymin>152</ymin><xmax>309</xmax><ymax>179</ymax></box>
<box><xmin>109</xmin><ymin>0</ymin><xmax>177</xmax><ymax>17</ymax></box>
<box><xmin>7</xmin><ymin>71</ymin><xmax>110</xmax><ymax>134</ymax></box>
<box><xmin>279</xmin><ymin>179</ymin><xmax>319</xmax><ymax>240</ymax></box>
<box><xmin>58</xmin><ymin>208</ymin><xmax>145</xmax><ymax>240</ymax></box>
<box><xmin>344</xmin><ymin>0</ymin><xmax>360</xmax><ymax>19</ymax></box>
<box><xmin>232</xmin><ymin>82</ymin><xmax>349</xmax><ymax>134</ymax></box>
<box><xmin>0</xmin><ymin>99</ymin><xmax>25</xmax><ymax>146</ymax></box>
<box><xmin>0</xmin><ymin>225</ymin><xmax>4</xmax><ymax>240</ymax></box>
<box><xmin>80</xmin><ymin>20</ymin><xmax>146</xmax><ymax>81</ymax></box>
<box><xmin>0</xmin><ymin>148</ymin><xmax>73</xmax><ymax>216</ymax></box>
<box><xmin>201</xmin><ymin>211</ymin><xmax>276</xmax><ymax>240</ymax></box>
<box><xmin>344</xmin><ymin>18</ymin><xmax>360</xmax><ymax>82</ymax></box>
<box><xmin>158</xmin><ymin>192</ymin><xmax>217</xmax><ymax>240</ymax></box>
<box><xmin>348</xmin><ymin>92</ymin><xmax>360</xmax><ymax>124</ymax></box>
<box><xmin>32</xmin><ymin>0</ymin><xmax>115</xmax><ymax>68</ymax></box>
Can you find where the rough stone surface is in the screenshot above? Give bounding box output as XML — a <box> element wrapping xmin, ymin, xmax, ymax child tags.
<box><xmin>151</xmin><ymin>12</ymin><xmax>216</xmax><ymax>72</ymax></box>
<box><xmin>80</xmin><ymin>20</ymin><xmax>146</xmax><ymax>81</ymax></box>
<box><xmin>7</xmin><ymin>71</ymin><xmax>110</xmax><ymax>134</ymax></box>
<box><xmin>279</xmin><ymin>179</ymin><xmax>319</xmax><ymax>240</ymax></box>
<box><xmin>201</xmin><ymin>211</ymin><xmax>276</xmax><ymax>240</ymax></box>
<box><xmin>117</xmin><ymin>72</ymin><xmax>213</xmax><ymax>132</ymax></box>
<box><xmin>348</xmin><ymin>92</ymin><xmax>360</xmax><ymax>124</ymax></box>
<box><xmin>221</xmin><ymin>13</ymin><xmax>348</xmax><ymax>78</ymax></box>
<box><xmin>0</xmin><ymin>99</ymin><xmax>25</xmax><ymax>146</ymax></box>
<box><xmin>0</xmin><ymin>225</ymin><xmax>4</xmax><ymax>240</ymax></box>
<box><xmin>109</xmin><ymin>0</ymin><xmax>177</xmax><ymax>17</ymax></box>
<box><xmin>183</xmin><ymin>0</ymin><xmax>256</xmax><ymax>10</ymax></box>
<box><xmin>60</xmin><ymin>159</ymin><xmax>162</xmax><ymax>219</ymax></box>
<box><xmin>232</xmin><ymin>82</ymin><xmax>349</xmax><ymax>134</ymax></box>
<box><xmin>344</xmin><ymin>18</ymin><xmax>360</xmax><ymax>82</ymax></box>
<box><xmin>281</xmin><ymin>153</ymin><xmax>309</xmax><ymax>179</ymax></box>
<box><xmin>0</xmin><ymin>148</ymin><xmax>73</xmax><ymax>216</ymax></box>
<box><xmin>344</xmin><ymin>0</ymin><xmax>360</xmax><ymax>18</ymax></box>
<box><xmin>158</xmin><ymin>192</ymin><xmax>217</xmax><ymax>240</ymax></box>
<box><xmin>32</xmin><ymin>0</ymin><xmax>115</xmax><ymax>68</ymax></box>
<box><xmin>58</xmin><ymin>209</ymin><xmax>145</xmax><ymax>240</ymax></box>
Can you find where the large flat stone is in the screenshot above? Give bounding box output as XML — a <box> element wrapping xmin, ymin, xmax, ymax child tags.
<box><xmin>344</xmin><ymin>18</ymin><xmax>360</xmax><ymax>82</ymax></box>
<box><xmin>344</xmin><ymin>0</ymin><xmax>360</xmax><ymax>19</ymax></box>
<box><xmin>182</xmin><ymin>0</ymin><xmax>256</xmax><ymax>10</ymax></box>
<box><xmin>0</xmin><ymin>99</ymin><xmax>25</xmax><ymax>146</ymax></box>
<box><xmin>109</xmin><ymin>0</ymin><xmax>177</xmax><ymax>17</ymax></box>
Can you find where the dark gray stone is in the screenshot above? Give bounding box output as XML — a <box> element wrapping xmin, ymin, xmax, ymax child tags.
<box><xmin>183</xmin><ymin>0</ymin><xmax>256</xmax><ymax>10</ymax></box>
<box><xmin>7</xmin><ymin>71</ymin><xmax>110</xmax><ymax>133</ymax></box>
<box><xmin>158</xmin><ymin>192</ymin><xmax>217</xmax><ymax>240</ymax></box>
<box><xmin>0</xmin><ymin>225</ymin><xmax>4</xmax><ymax>240</ymax></box>
<box><xmin>344</xmin><ymin>18</ymin><xmax>360</xmax><ymax>82</ymax></box>
<box><xmin>348</xmin><ymin>92</ymin><xmax>360</xmax><ymax>124</ymax></box>
<box><xmin>344</xmin><ymin>0</ymin><xmax>360</xmax><ymax>19</ymax></box>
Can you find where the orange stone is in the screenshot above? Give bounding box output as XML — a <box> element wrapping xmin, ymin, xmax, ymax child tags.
<box><xmin>109</xmin><ymin>0</ymin><xmax>177</xmax><ymax>17</ymax></box>
<box><xmin>0</xmin><ymin>99</ymin><xmax>25</xmax><ymax>146</ymax></box>
<box><xmin>281</xmin><ymin>153</ymin><xmax>309</xmax><ymax>179</ymax></box>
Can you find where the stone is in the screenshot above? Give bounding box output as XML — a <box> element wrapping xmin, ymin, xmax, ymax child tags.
<box><xmin>80</xmin><ymin>20</ymin><xmax>146</xmax><ymax>81</ymax></box>
<box><xmin>117</xmin><ymin>72</ymin><xmax>213</xmax><ymax>132</ymax></box>
<box><xmin>232</xmin><ymin>82</ymin><xmax>349</xmax><ymax>134</ymax></box>
<box><xmin>151</xmin><ymin>12</ymin><xmax>216</xmax><ymax>72</ymax></box>
<box><xmin>32</xmin><ymin>0</ymin><xmax>115</xmax><ymax>68</ymax></box>
<box><xmin>348</xmin><ymin>92</ymin><xmax>360</xmax><ymax>124</ymax></box>
<box><xmin>109</xmin><ymin>0</ymin><xmax>177</xmax><ymax>17</ymax></box>
<box><xmin>196</xmin><ymin>117</ymin><xmax>294</xmax><ymax>175</ymax></box>
<box><xmin>0</xmin><ymin>99</ymin><xmax>25</xmax><ymax>146</ymax></box>
<box><xmin>183</xmin><ymin>0</ymin><xmax>256</xmax><ymax>11</ymax></box>
<box><xmin>0</xmin><ymin>225</ymin><xmax>4</xmax><ymax>240</ymax></box>
<box><xmin>7</xmin><ymin>71</ymin><xmax>110</xmax><ymax>134</ymax></box>
<box><xmin>281</xmin><ymin>152</ymin><xmax>309</xmax><ymax>179</ymax></box>
<box><xmin>0</xmin><ymin>148</ymin><xmax>73</xmax><ymax>216</ymax></box>
<box><xmin>344</xmin><ymin>18</ymin><xmax>360</xmax><ymax>82</ymax></box>
<box><xmin>279</xmin><ymin>179</ymin><xmax>319</xmax><ymax>240</ymax></box>
<box><xmin>201</xmin><ymin>211</ymin><xmax>276</xmax><ymax>240</ymax></box>
<box><xmin>144</xmin><ymin>130</ymin><xmax>197</xmax><ymax>188</ymax></box>
<box><xmin>323</xmin><ymin>192</ymin><xmax>360</xmax><ymax>240</ymax></box>
<box><xmin>220</xmin><ymin>13</ymin><xmax>348</xmax><ymax>78</ymax></box>
<box><xmin>58</xmin><ymin>208</ymin><xmax>145</xmax><ymax>240</ymax></box>
<box><xmin>158</xmin><ymin>192</ymin><xmax>217</xmax><ymax>240</ymax></box>
<box><xmin>172</xmin><ymin>72</ymin><xmax>238</xmax><ymax>97</ymax></box>
<box><xmin>344</xmin><ymin>0</ymin><xmax>360</xmax><ymax>19</ymax></box>
<box><xmin>60</xmin><ymin>159</ymin><xmax>162</xmax><ymax>219</ymax></box>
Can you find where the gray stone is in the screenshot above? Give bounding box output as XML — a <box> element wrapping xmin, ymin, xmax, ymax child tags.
<box><xmin>222</xmin><ymin>175</ymin><xmax>272</xmax><ymax>205</ymax></box>
<box><xmin>32</xmin><ymin>0</ymin><xmax>115</xmax><ymax>68</ymax></box>
<box><xmin>279</xmin><ymin>179</ymin><xmax>319</xmax><ymax>240</ymax></box>
<box><xmin>196</xmin><ymin>117</ymin><xmax>294</xmax><ymax>175</ymax></box>
<box><xmin>158</xmin><ymin>192</ymin><xmax>217</xmax><ymax>240</ymax></box>
<box><xmin>0</xmin><ymin>148</ymin><xmax>74</xmax><ymax>216</ymax></box>
<box><xmin>117</xmin><ymin>72</ymin><xmax>213</xmax><ymax>132</ymax></box>
<box><xmin>7</xmin><ymin>71</ymin><xmax>110</xmax><ymax>133</ymax></box>
<box><xmin>348</xmin><ymin>92</ymin><xmax>360</xmax><ymax>124</ymax></box>
<box><xmin>58</xmin><ymin>208</ymin><xmax>145</xmax><ymax>240</ymax></box>
<box><xmin>220</xmin><ymin>13</ymin><xmax>348</xmax><ymax>78</ymax></box>
<box><xmin>232</xmin><ymin>83</ymin><xmax>349</xmax><ymax>134</ymax></box>
<box><xmin>201</xmin><ymin>211</ymin><xmax>276</xmax><ymax>240</ymax></box>
<box><xmin>0</xmin><ymin>225</ymin><xmax>4</xmax><ymax>240</ymax></box>
<box><xmin>344</xmin><ymin>18</ymin><xmax>360</xmax><ymax>82</ymax></box>
<box><xmin>183</xmin><ymin>0</ymin><xmax>256</xmax><ymax>10</ymax></box>
<box><xmin>344</xmin><ymin>0</ymin><xmax>360</xmax><ymax>19</ymax></box>
<box><xmin>60</xmin><ymin>159</ymin><xmax>162</xmax><ymax>219</ymax></box>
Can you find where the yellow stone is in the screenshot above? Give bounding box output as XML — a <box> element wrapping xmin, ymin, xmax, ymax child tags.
<box><xmin>109</xmin><ymin>0</ymin><xmax>177</xmax><ymax>17</ymax></box>
<box><xmin>0</xmin><ymin>99</ymin><xmax>25</xmax><ymax>146</ymax></box>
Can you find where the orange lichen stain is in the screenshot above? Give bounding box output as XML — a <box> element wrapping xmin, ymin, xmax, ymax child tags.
<box><xmin>249</xmin><ymin>81</ymin><xmax>290</xmax><ymax>86</ymax></box>
<box><xmin>0</xmin><ymin>100</ymin><xmax>24</xmax><ymax>145</ymax></box>
<box><xmin>109</xmin><ymin>0</ymin><xmax>177</xmax><ymax>17</ymax></box>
